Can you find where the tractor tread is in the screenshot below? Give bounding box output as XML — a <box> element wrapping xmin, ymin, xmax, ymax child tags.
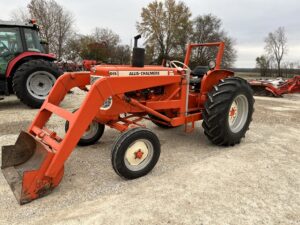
<box><xmin>202</xmin><ymin>77</ymin><xmax>254</xmax><ymax>146</ymax></box>
<box><xmin>12</xmin><ymin>59</ymin><xmax>62</xmax><ymax>108</ymax></box>
<box><xmin>111</xmin><ymin>127</ymin><xmax>161</xmax><ymax>179</ymax></box>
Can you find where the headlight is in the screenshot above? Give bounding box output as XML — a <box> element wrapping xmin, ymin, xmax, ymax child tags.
<box><xmin>209</xmin><ymin>61</ymin><xmax>216</xmax><ymax>70</ymax></box>
<box><xmin>101</xmin><ymin>96</ymin><xmax>113</xmax><ymax>110</ymax></box>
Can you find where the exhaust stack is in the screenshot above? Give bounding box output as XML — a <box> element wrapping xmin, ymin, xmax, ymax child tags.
<box><xmin>132</xmin><ymin>34</ymin><xmax>145</xmax><ymax>67</ymax></box>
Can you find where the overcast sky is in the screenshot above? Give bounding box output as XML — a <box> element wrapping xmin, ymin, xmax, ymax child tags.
<box><xmin>1</xmin><ymin>0</ymin><xmax>299</xmax><ymax>67</ymax></box>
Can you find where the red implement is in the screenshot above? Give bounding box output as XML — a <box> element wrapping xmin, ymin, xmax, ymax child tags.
<box><xmin>249</xmin><ymin>75</ymin><xmax>300</xmax><ymax>97</ymax></box>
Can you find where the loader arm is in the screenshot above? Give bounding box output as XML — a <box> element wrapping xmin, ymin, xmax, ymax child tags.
<box><xmin>44</xmin><ymin>73</ymin><xmax>182</xmax><ymax>177</ymax></box>
<box><xmin>1</xmin><ymin>72</ymin><xmax>182</xmax><ymax>204</ymax></box>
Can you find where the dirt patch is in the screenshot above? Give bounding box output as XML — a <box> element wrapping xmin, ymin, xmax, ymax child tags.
<box><xmin>0</xmin><ymin>93</ymin><xmax>299</xmax><ymax>225</ymax></box>
<box><xmin>0</xmin><ymin>121</ymin><xmax>31</xmax><ymax>135</ymax></box>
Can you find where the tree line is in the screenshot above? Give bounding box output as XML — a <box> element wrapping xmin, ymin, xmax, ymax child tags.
<box><xmin>137</xmin><ymin>0</ymin><xmax>236</xmax><ymax>68</ymax></box>
<box><xmin>12</xmin><ymin>0</ymin><xmax>237</xmax><ymax>67</ymax></box>
<box><xmin>10</xmin><ymin>0</ymin><xmax>300</xmax><ymax>74</ymax></box>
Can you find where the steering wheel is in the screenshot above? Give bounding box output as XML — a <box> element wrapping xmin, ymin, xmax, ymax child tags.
<box><xmin>0</xmin><ymin>41</ymin><xmax>10</xmax><ymax>55</ymax></box>
<box><xmin>0</xmin><ymin>41</ymin><xmax>9</xmax><ymax>51</ymax></box>
<box><xmin>169</xmin><ymin>60</ymin><xmax>191</xmax><ymax>74</ymax></box>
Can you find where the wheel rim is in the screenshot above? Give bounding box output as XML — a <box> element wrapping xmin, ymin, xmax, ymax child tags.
<box><xmin>26</xmin><ymin>71</ymin><xmax>56</xmax><ymax>100</ymax></box>
<box><xmin>124</xmin><ymin>139</ymin><xmax>154</xmax><ymax>171</ymax></box>
<box><xmin>81</xmin><ymin>121</ymin><xmax>99</xmax><ymax>140</ymax></box>
<box><xmin>228</xmin><ymin>95</ymin><xmax>249</xmax><ymax>133</ymax></box>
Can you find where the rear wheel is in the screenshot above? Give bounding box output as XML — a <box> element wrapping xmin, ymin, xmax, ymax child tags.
<box><xmin>111</xmin><ymin>127</ymin><xmax>161</xmax><ymax>179</ymax></box>
<box><xmin>12</xmin><ymin>59</ymin><xmax>62</xmax><ymax>108</ymax></box>
<box><xmin>202</xmin><ymin>77</ymin><xmax>254</xmax><ymax>146</ymax></box>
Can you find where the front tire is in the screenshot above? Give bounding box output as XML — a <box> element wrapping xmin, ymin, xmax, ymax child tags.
<box><xmin>111</xmin><ymin>127</ymin><xmax>161</xmax><ymax>179</ymax></box>
<box><xmin>12</xmin><ymin>59</ymin><xmax>62</xmax><ymax>108</ymax></box>
<box><xmin>65</xmin><ymin>110</ymin><xmax>105</xmax><ymax>146</ymax></box>
<box><xmin>202</xmin><ymin>77</ymin><xmax>254</xmax><ymax>146</ymax></box>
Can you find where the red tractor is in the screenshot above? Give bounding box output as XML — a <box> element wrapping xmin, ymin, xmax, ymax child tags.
<box><xmin>0</xmin><ymin>20</ymin><xmax>62</xmax><ymax>108</ymax></box>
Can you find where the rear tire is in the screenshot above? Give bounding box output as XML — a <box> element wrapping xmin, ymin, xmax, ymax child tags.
<box><xmin>111</xmin><ymin>127</ymin><xmax>161</xmax><ymax>179</ymax></box>
<box><xmin>12</xmin><ymin>59</ymin><xmax>62</xmax><ymax>108</ymax></box>
<box><xmin>202</xmin><ymin>77</ymin><xmax>254</xmax><ymax>146</ymax></box>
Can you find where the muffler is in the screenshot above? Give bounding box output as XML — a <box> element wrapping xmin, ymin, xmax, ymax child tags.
<box><xmin>1</xmin><ymin>131</ymin><xmax>64</xmax><ymax>205</ymax></box>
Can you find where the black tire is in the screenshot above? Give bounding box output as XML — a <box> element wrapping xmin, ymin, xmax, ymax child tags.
<box><xmin>111</xmin><ymin>127</ymin><xmax>161</xmax><ymax>179</ymax></box>
<box><xmin>12</xmin><ymin>59</ymin><xmax>62</xmax><ymax>108</ymax></box>
<box><xmin>65</xmin><ymin>113</ymin><xmax>105</xmax><ymax>146</ymax></box>
<box><xmin>202</xmin><ymin>77</ymin><xmax>254</xmax><ymax>146</ymax></box>
<box><xmin>7</xmin><ymin>77</ymin><xmax>14</xmax><ymax>94</ymax></box>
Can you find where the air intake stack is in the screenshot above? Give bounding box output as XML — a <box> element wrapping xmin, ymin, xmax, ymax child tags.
<box><xmin>131</xmin><ymin>34</ymin><xmax>145</xmax><ymax>67</ymax></box>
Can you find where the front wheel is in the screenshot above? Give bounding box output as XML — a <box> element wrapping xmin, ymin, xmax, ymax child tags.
<box><xmin>202</xmin><ymin>77</ymin><xmax>254</xmax><ymax>146</ymax></box>
<box><xmin>111</xmin><ymin>127</ymin><xmax>161</xmax><ymax>179</ymax></box>
<box><xmin>65</xmin><ymin>114</ymin><xmax>105</xmax><ymax>146</ymax></box>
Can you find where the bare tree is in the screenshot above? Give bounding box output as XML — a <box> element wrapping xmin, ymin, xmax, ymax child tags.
<box><xmin>265</xmin><ymin>27</ymin><xmax>287</xmax><ymax>77</ymax></box>
<box><xmin>66</xmin><ymin>28</ymin><xmax>130</xmax><ymax>64</ymax></box>
<box><xmin>52</xmin><ymin>5</ymin><xmax>74</xmax><ymax>59</ymax></box>
<box><xmin>93</xmin><ymin>28</ymin><xmax>120</xmax><ymax>48</ymax></box>
<box><xmin>113</xmin><ymin>45</ymin><xmax>131</xmax><ymax>64</ymax></box>
<box><xmin>191</xmin><ymin>14</ymin><xmax>237</xmax><ymax>68</ymax></box>
<box><xmin>12</xmin><ymin>0</ymin><xmax>74</xmax><ymax>59</ymax></box>
<box><xmin>137</xmin><ymin>0</ymin><xmax>192</xmax><ymax>63</ymax></box>
<box><xmin>256</xmin><ymin>55</ymin><xmax>272</xmax><ymax>77</ymax></box>
<box><xmin>11</xmin><ymin>7</ymin><xmax>30</xmax><ymax>22</ymax></box>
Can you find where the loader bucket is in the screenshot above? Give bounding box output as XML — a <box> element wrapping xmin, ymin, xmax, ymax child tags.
<box><xmin>1</xmin><ymin>131</ymin><xmax>64</xmax><ymax>205</ymax></box>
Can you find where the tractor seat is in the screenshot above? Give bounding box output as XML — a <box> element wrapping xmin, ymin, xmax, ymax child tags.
<box><xmin>190</xmin><ymin>66</ymin><xmax>209</xmax><ymax>86</ymax></box>
<box><xmin>190</xmin><ymin>66</ymin><xmax>209</xmax><ymax>78</ymax></box>
<box><xmin>190</xmin><ymin>77</ymin><xmax>201</xmax><ymax>85</ymax></box>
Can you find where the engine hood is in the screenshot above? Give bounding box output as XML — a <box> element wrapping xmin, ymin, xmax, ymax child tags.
<box><xmin>90</xmin><ymin>65</ymin><xmax>178</xmax><ymax>77</ymax></box>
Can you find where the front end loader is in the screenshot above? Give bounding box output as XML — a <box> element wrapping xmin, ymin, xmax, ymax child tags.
<box><xmin>1</xmin><ymin>36</ymin><xmax>254</xmax><ymax>204</ymax></box>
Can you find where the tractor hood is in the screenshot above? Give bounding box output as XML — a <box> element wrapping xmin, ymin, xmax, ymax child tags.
<box><xmin>90</xmin><ymin>65</ymin><xmax>178</xmax><ymax>77</ymax></box>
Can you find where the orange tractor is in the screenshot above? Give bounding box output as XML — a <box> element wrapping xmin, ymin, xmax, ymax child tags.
<box><xmin>1</xmin><ymin>35</ymin><xmax>254</xmax><ymax>204</ymax></box>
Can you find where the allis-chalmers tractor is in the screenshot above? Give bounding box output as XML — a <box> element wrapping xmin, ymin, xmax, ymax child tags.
<box><xmin>0</xmin><ymin>20</ymin><xmax>61</xmax><ymax>108</ymax></box>
<box><xmin>1</xmin><ymin>35</ymin><xmax>254</xmax><ymax>204</ymax></box>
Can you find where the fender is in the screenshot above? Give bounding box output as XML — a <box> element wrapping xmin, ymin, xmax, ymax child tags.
<box><xmin>5</xmin><ymin>52</ymin><xmax>56</xmax><ymax>78</ymax></box>
<box><xmin>199</xmin><ymin>69</ymin><xmax>234</xmax><ymax>104</ymax></box>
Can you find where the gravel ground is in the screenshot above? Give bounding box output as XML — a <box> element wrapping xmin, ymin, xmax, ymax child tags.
<box><xmin>0</xmin><ymin>92</ymin><xmax>299</xmax><ymax>225</ymax></box>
